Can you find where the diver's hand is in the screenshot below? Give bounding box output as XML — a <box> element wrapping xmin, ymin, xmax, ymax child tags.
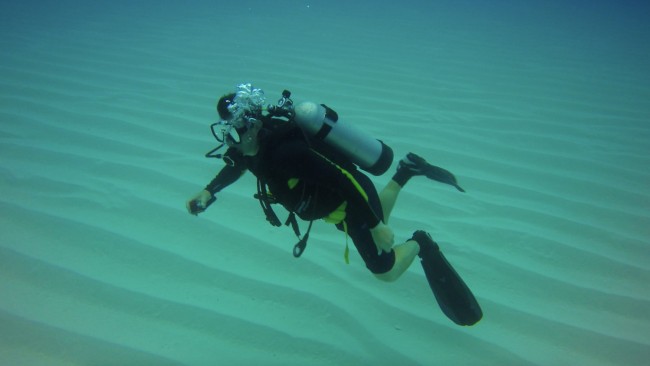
<box><xmin>187</xmin><ymin>190</ymin><xmax>215</xmax><ymax>215</ymax></box>
<box><xmin>370</xmin><ymin>222</ymin><xmax>395</xmax><ymax>254</ymax></box>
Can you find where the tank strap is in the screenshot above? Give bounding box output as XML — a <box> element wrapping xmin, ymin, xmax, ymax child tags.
<box><xmin>313</xmin><ymin>104</ymin><xmax>338</xmax><ymax>140</ymax></box>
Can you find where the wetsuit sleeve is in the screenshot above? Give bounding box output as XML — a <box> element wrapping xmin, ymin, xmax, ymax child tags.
<box><xmin>204</xmin><ymin>148</ymin><xmax>247</xmax><ymax>195</ymax></box>
<box><xmin>272</xmin><ymin>142</ymin><xmax>382</xmax><ymax>227</ymax></box>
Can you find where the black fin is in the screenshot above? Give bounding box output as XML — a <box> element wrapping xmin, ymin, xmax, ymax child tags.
<box><xmin>425</xmin><ymin>165</ymin><xmax>466</xmax><ymax>192</ymax></box>
<box><xmin>420</xmin><ymin>248</ymin><xmax>482</xmax><ymax>326</ymax></box>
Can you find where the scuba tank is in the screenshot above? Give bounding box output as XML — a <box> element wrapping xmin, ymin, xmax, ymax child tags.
<box><xmin>293</xmin><ymin>101</ymin><xmax>394</xmax><ymax>176</ymax></box>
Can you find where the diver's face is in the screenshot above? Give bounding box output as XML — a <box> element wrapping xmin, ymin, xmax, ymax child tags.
<box><xmin>227</xmin><ymin>122</ymin><xmax>260</xmax><ymax>156</ymax></box>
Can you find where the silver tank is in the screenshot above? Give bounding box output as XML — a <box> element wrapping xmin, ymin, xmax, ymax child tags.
<box><xmin>293</xmin><ymin>101</ymin><xmax>393</xmax><ymax>176</ymax></box>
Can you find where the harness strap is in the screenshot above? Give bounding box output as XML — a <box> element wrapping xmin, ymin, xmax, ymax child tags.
<box><xmin>285</xmin><ymin>212</ymin><xmax>300</xmax><ymax>236</ymax></box>
<box><xmin>257</xmin><ymin>178</ymin><xmax>347</xmax><ymax>262</ymax></box>
<box><xmin>257</xmin><ymin>178</ymin><xmax>282</xmax><ymax>227</ymax></box>
<box><xmin>257</xmin><ymin>178</ymin><xmax>314</xmax><ymax>258</ymax></box>
<box><xmin>292</xmin><ymin>219</ymin><xmax>313</xmax><ymax>258</ymax></box>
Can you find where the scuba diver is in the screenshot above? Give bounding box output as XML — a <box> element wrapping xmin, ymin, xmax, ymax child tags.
<box><xmin>186</xmin><ymin>83</ymin><xmax>482</xmax><ymax>326</ymax></box>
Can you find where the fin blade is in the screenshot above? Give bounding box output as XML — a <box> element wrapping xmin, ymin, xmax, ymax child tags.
<box><xmin>425</xmin><ymin>166</ymin><xmax>466</xmax><ymax>193</ymax></box>
<box><xmin>421</xmin><ymin>250</ymin><xmax>483</xmax><ymax>326</ymax></box>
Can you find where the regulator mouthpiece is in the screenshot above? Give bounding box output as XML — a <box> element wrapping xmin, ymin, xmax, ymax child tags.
<box><xmin>228</xmin><ymin>83</ymin><xmax>266</xmax><ymax>126</ymax></box>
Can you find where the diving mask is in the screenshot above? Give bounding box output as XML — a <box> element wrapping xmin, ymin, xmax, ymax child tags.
<box><xmin>210</xmin><ymin>116</ymin><xmax>258</xmax><ymax>145</ymax></box>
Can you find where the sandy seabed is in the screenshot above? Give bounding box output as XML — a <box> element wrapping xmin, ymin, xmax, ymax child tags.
<box><xmin>1</xmin><ymin>2</ymin><xmax>649</xmax><ymax>365</ymax></box>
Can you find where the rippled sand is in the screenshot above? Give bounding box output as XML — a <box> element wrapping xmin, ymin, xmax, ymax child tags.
<box><xmin>1</xmin><ymin>2</ymin><xmax>649</xmax><ymax>365</ymax></box>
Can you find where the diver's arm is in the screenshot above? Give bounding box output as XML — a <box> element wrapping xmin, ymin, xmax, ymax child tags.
<box><xmin>187</xmin><ymin>149</ymin><xmax>246</xmax><ymax>215</ymax></box>
<box><xmin>204</xmin><ymin>148</ymin><xmax>247</xmax><ymax>195</ymax></box>
<box><xmin>204</xmin><ymin>164</ymin><xmax>246</xmax><ymax>195</ymax></box>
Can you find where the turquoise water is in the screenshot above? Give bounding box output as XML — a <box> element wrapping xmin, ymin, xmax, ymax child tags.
<box><xmin>1</xmin><ymin>1</ymin><xmax>649</xmax><ymax>365</ymax></box>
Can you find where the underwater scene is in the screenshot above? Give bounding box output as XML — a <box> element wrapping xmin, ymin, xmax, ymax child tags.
<box><xmin>1</xmin><ymin>1</ymin><xmax>649</xmax><ymax>365</ymax></box>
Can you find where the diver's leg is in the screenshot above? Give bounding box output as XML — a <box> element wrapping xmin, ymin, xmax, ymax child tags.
<box><xmin>380</xmin><ymin>152</ymin><xmax>466</xmax><ymax>222</ymax></box>
<box><xmin>374</xmin><ymin>240</ymin><xmax>419</xmax><ymax>282</ymax></box>
<box><xmin>396</xmin><ymin>152</ymin><xmax>466</xmax><ymax>192</ymax></box>
<box><xmin>379</xmin><ymin>180</ymin><xmax>402</xmax><ymax>223</ymax></box>
<box><xmin>379</xmin><ymin>152</ymin><xmax>428</xmax><ymax>222</ymax></box>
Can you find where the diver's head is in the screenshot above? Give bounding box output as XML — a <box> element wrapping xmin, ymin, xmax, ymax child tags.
<box><xmin>212</xmin><ymin>83</ymin><xmax>266</xmax><ymax>155</ymax></box>
<box><xmin>217</xmin><ymin>93</ymin><xmax>236</xmax><ymax>120</ymax></box>
<box><xmin>217</xmin><ymin>83</ymin><xmax>265</xmax><ymax>121</ymax></box>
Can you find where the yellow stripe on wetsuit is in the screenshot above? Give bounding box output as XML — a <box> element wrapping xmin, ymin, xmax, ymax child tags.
<box><xmin>309</xmin><ymin>149</ymin><xmax>369</xmax><ymax>202</ymax></box>
<box><xmin>288</xmin><ymin>177</ymin><xmax>300</xmax><ymax>189</ymax></box>
<box><xmin>312</xmin><ymin>150</ymin><xmax>364</xmax><ymax>264</ymax></box>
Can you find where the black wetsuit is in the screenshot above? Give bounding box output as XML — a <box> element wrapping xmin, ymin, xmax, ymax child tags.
<box><xmin>205</xmin><ymin>120</ymin><xmax>396</xmax><ymax>274</ymax></box>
